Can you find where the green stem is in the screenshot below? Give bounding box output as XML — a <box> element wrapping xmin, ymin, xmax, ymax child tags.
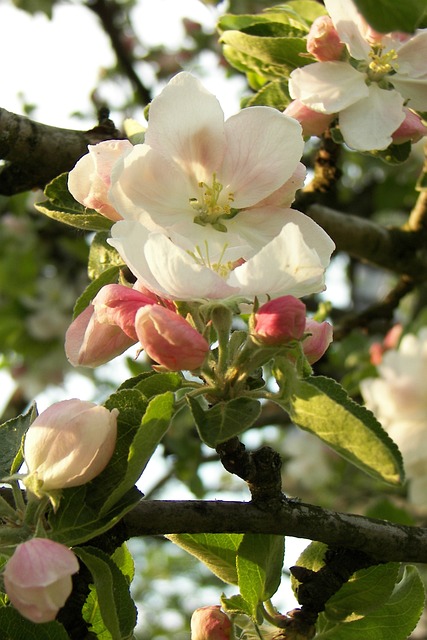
<box><xmin>10</xmin><ymin>480</ymin><xmax>26</xmax><ymax>514</ymax></box>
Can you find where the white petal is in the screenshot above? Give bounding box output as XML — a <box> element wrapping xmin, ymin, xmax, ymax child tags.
<box><xmin>109</xmin><ymin>221</ymin><xmax>170</xmax><ymax>297</ymax></box>
<box><xmin>255</xmin><ymin>162</ymin><xmax>306</xmax><ymax>208</ymax></box>
<box><xmin>339</xmin><ymin>85</ymin><xmax>405</xmax><ymax>151</ymax></box>
<box><xmin>228</xmin><ymin>222</ymin><xmax>333</xmax><ymax>298</ymax></box>
<box><xmin>144</xmin><ymin>72</ymin><xmax>226</xmax><ymax>183</ymax></box>
<box><xmin>391</xmin><ymin>74</ymin><xmax>427</xmax><ymax>111</ymax></box>
<box><xmin>110</xmin><ymin>144</ymin><xmax>193</xmax><ymax>227</ymax></box>
<box><xmin>324</xmin><ymin>0</ymin><xmax>371</xmax><ymax>60</ymax></box>
<box><xmin>219</xmin><ymin>108</ymin><xmax>304</xmax><ymax>208</ymax></box>
<box><xmin>396</xmin><ymin>32</ymin><xmax>427</xmax><ymax>78</ymax></box>
<box><xmin>289</xmin><ymin>63</ymin><xmax>368</xmax><ymax>113</ymax></box>
<box><xmin>144</xmin><ymin>234</ymin><xmax>239</xmax><ymax>300</ymax></box>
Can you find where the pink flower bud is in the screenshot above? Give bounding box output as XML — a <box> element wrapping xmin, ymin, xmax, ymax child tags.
<box><xmin>191</xmin><ymin>606</ymin><xmax>232</xmax><ymax>640</ymax></box>
<box><xmin>135</xmin><ymin>305</ymin><xmax>209</xmax><ymax>371</ymax></box>
<box><xmin>65</xmin><ymin>304</ymin><xmax>136</xmax><ymax>368</ymax></box>
<box><xmin>392</xmin><ymin>108</ymin><xmax>427</xmax><ymax>144</ymax></box>
<box><xmin>284</xmin><ymin>101</ymin><xmax>334</xmax><ymax>137</ymax></box>
<box><xmin>68</xmin><ymin>140</ymin><xmax>133</xmax><ymax>221</ymax></box>
<box><xmin>303</xmin><ymin>319</ymin><xmax>333</xmax><ymax>364</ymax></box>
<box><xmin>306</xmin><ymin>15</ymin><xmax>344</xmax><ymax>62</ymax></box>
<box><xmin>253</xmin><ymin>296</ymin><xmax>307</xmax><ymax>345</ymax></box>
<box><xmin>369</xmin><ymin>324</ymin><xmax>403</xmax><ymax>365</ymax></box>
<box><xmin>23</xmin><ymin>399</ymin><xmax>118</xmax><ymax>495</ymax></box>
<box><xmin>4</xmin><ymin>538</ymin><xmax>79</xmax><ymax>623</ymax></box>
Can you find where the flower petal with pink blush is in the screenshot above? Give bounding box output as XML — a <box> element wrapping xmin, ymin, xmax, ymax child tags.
<box><xmin>218</xmin><ymin>107</ymin><xmax>304</xmax><ymax>208</ymax></box>
<box><xmin>65</xmin><ymin>305</ymin><xmax>135</xmax><ymax>368</ymax></box>
<box><xmin>339</xmin><ymin>85</ymin><xmax>405</xmax><ymax>150</ymax></box>
<box><xmin>4</xmin><ymin>538</ymin><xmax>79</xmax><ymax>623</ymax></box>
<box><xmin>290</xmin><ymin>62</ymin><xmax>368</xmax><ymax>113</ymax></box>
<box><xmin>68</xmin><ymin>139</ymin><xmax>133</xmax><ymax>221</ymax></box>
<box><xmin>303</xmin><ymin>319</ymin><xmax>333</xmax><ymax>363</ymax></box>
<box><xmin>144</xmin><ymin>72</ymin><xmax>226</xmax><ymax>183</ymax></box>
<box><xmin>284</xmin><ymin>101</ymin><xmax>334</xmax><ymax>138</ymax></box>
<box><xmin>324</xmin><ymin>0</ymin><xmax>371</xmax><ymax>60</ymax></box>
<box><xmin>135</xmin><ymin>305</ymin><xmax>209</xmax><ymax>371</ymax></box>
<box><xmin>110</xmin><ymin>144</ymin><xmax>194</xmax><ymax>227</ymax></box>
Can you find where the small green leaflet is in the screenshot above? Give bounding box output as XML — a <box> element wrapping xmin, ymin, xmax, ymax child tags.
<box><xmin>0</xmin><ymin>402</ymin><xmax>37</xmax><ymax>477</ymax></box>
<box><xmin>167</xmin><ymin>533</ymin><xmax>243</xmax><ymax>584</ymax></box>
<box><xmin>315</xmin><ymin>566</ymin><xmax>425</xmax><ymax>640</ymax></box>
<box><xmin>187</xmin><ymin>396</ymin><xmax>261</xmax><ymax>447</ymax></box>
<box><xmin>0</xmin><ymin>609</ymin><xmax>70</xmax><ymax>639</ymax></box>
<box><xmin>35</xmin><ymin>173</ymin><xmax>113</xmax><ymax>232</ymax></box>
<box><xmin>76</xmin><ymin>546</ymin><xmax>137</xmax><ymax>640</ymax></box>
<box><xmin>282</xmin><ymin>375</ymin><xmax>404</xmax><ymax>484</ymax></box>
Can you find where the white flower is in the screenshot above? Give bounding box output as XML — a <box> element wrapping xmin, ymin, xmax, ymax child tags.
<box><xmin>289</xmin><ymin>0</ymin><xmax>427</xmax><ymax>151</ymax></box>
<box><xmin>109</xmin><ymin>72</ymin><xmax>311</xmax><ymax>255</ymax></box>
<box><xmin>109</xmin><ymin>215</ymin><xmax>334</xmax><ymax>302</ymax></box>
<box><xmin>360</xmin><ymin>328</ymin><xmax>427</xmax><ymax>507</ymax></box>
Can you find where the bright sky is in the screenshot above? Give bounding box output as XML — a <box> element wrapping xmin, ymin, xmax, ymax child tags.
<box><xmin>0</xmin><ymin>0</ymin><xmax>243</xmax><ymax>128</ymax></box>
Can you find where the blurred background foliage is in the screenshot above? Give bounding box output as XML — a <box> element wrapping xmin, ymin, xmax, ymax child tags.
<box><xmin>1</xmin><ymin>1</ymin><xmax>427</xmax><ymax>637</ymax></box>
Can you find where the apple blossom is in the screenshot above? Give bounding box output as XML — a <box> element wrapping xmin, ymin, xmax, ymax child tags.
<box><xmin>23</xmin><ymin>399</ymin><xmax>118</xmax><ymax>496</ymax></box>
<box><xmin>109</xmin><ymin>217</ymin><xmax>335</xmax><ymax>302</ymax></box>
<box><xmin>135</xmin><ymin>305</ymin><xmax>209</xmax><ymax>371</ymax></box>
<box><xmin>289</xmin><ymin>0</ymin><xmax>427</xmax><ymax>151</ymax></box>
<box><xmin>360</xmin><ymin>328</ymin><xmax>427</xmax><ymax>507</ymax></box>
<box><xmin>68</xmin><ymin>139</ymin><xmax>133</xmax><ymax>221</ymax></box>
<box><xmin>4</xmin><ymin>538</ymin><xmax>79</xmax><ymax>623</ymax></box>
<box><xmin>392</xmin><ymin>108</ymin><xmax>427</xmax><ymax>145</ymax></box>
<box><xmin>303</xmin><ymin>318</ymin><xmax>333</xmax><ymax>364</ymax></box>
<box><xmin>107</xmin><ymin>72</ymin><xmax>311</xmax><ymax>254</ymax></box>
<box><xmin>191</xmin><ymin>606</ymin><xmax>231</xmax><ymax>640</ymax></box>
<box><xmin>253</xmin><ymin>296</ymin><xmax>307</xmax><ymax>345</ymax></box>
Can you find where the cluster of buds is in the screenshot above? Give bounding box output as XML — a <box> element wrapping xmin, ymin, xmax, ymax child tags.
<box><xmin>253</xmin><ymin>295</ymin><xmax>333</xmax><ymax>364</ymax></box>
<box><xmin>65</xmin><ymin>282</ymin><xmax>209</xmax><ymax>371</ymax></box>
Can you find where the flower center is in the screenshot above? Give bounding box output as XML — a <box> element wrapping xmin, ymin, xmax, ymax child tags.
<box><xmin>189</xmin><ymin>174</ymin><xmax>236</xmax><ymax>232</ymax></box>
<box><xmin>187</xmin><ymin>242</ymin><xmax>243</xmax><ymax>280</ymax></box>
<box><xmin>367</xmin><ymin>45</ymin><xmax>398</xmax><ymax>80</ymax></box>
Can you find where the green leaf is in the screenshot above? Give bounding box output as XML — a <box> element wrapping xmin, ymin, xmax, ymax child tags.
<box><xmin>134</xmin><ymin>372</ymin><xmax>183</xmax><ymax>398</ymax></box>
<box><xmin>111</xmin><ymin>543</ymin><xmax>135</xmax><ymax>584</ymax></box>
<box><xmin>315</xmin><ymin>566</ymin><xmax>425</xmax><ymax>640</ymax></box>
<box><xmin>221</xmin><ymin>593</ymin><xmax>253</xmax><ymax>618</ymax></box>
<box><xmin>187</xmin><ymin>396</ymin><xmax>261</xmax><ymax>447</ymax></box>
<box><xmin>72</xmin><ymin>264</ymin><xmax>122</xmax><ymax>319</ymax></box>
<box><xmin>76</xmin><ymin>546</ymin><xmax>137</xmax><ymax>640</ymax></box>
<box><xmin>35</xmin><ymin>173</ymin><xmax>113</xmax><ymax>232</ymax></box>
<box><xmin>88</xmin><ymin>232</ymin><xmax>125</xmax><ymax>281</ymax></box>
<box><xmin>101</xmin><ymin>391</ymin><xmax>174</xmax><ymax>514</ymax></box>
<box><xmin>236</xmin><ymin>534</ymin><xmax>285</xmax><ymax>618</ymax></box>
<box><xmin>0</xmin><ymin>608</ymin><xmax>70</xmax><ymax>639</ymax></box>
<box><xmin>220</xmin><ymin>31</ymin><xmax>311</xmax><ymax>77</ymax></box>
<box><xmin>353</xmin><ymin>0</ymin><xmax>427</xmax><ymax>32</ymax></box>
<box><xmin>325</xmin><ymin>563</ymin><xmax>400</xmax><ymax>620</ymax></box>
<box><xmin>283</xmin><ymin>375</ymin><xmax>404</xmax><ymax>484</ymax></box>
<box><xmin>0</xmin><ymin>403</ymin><xmax>37</xmax><ymax>477</ymax></box>
<box><xmin>167</xmin><ymin>533</ymin><xmax>243</xmax><ymax>584</ymax></box>
<box><xmin>245</xmin><ymin>79</ymin><xmax>291</xmax><ymax>110</ymax></box>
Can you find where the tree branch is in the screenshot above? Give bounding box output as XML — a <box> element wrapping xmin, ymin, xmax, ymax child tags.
<box><xmin>123</xmin><ymin>499</ymin><xmax>427</xmax><ymax>564</ymax></box>
<box><xmin>0</xmin><ymin>107</ymin><xmax>123</xmax><ymax>195</ymax></box>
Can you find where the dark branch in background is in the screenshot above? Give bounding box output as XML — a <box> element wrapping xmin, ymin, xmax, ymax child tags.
<box><xmin>86</xmin><ymin>0</ymin><xmax>151</xmax><ymax>106</ymax></box>
<box><xmin>123</xmin><ymin>499</ymin><xmax>427</xmax><ymax>563</ymax></box>
<box><xmin>0</xmin><ymin>108</ymin><xmax>123</xmax><ymax>195</ymax></box>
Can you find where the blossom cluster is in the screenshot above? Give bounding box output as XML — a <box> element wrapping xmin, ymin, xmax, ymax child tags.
<box><xmin>66</xmin><ymin>72</ymin><xmax>335</xmax><ymax>371</ymax></box>
<box><xmin>361</xmin><ymin>328</ymin><xmax>427</xmax><ymax>508</ymax></box>
<box><xmin>287</xmin><ymin>0</ymin><xmax>427</xmax><ymax>150</ymax></box>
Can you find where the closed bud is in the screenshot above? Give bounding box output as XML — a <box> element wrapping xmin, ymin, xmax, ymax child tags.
<box><xmin>68</xmin><ymin>139</ymin><xmax>133</xmax><ymax>221</ymax></box>
<box><xmin>65</xmin><ymin>304</ymin><xmax>136</xmax><ymax>368</ymax></box>
<box><xmin>4</xmin><ymin>538</ymin><xmax>79</xmax><ymax>623</ymax></box>
<box><xmin>306</xmin><ymin>15</ymin><xmax>344</xmax><ymax>62</ymax></box>
<box><xmin>253</xmin><ymin>296</ymin><xmax>306</xmax><ymax>345</ymax></box>
<box><xmin>191</xmin><ymin>606</ymin><xmax>232</xmax><ymax>640</ymax></box>
<box><xmin>135</xmin><ymin>305</ymin><xmax>209</xmax><ymax>371</ymax></box>
<box><xmin>392</xmin><ymin>108</ymin><xmax>427</xmax><ymax>144</ymax></box>
<box><xmin>284</xmin><ymin>101</ymin><xmax>334</xmax><ymax>137</ymax></box>
<box><xmin>23</xmin><ymin>399</ymin><xmax>118</xmax><ymax>496</ymax></box>
<box><xmin>303</xmin><ymin>319</ymin><xmax>333</xmax><ymax>364</ymax></box>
